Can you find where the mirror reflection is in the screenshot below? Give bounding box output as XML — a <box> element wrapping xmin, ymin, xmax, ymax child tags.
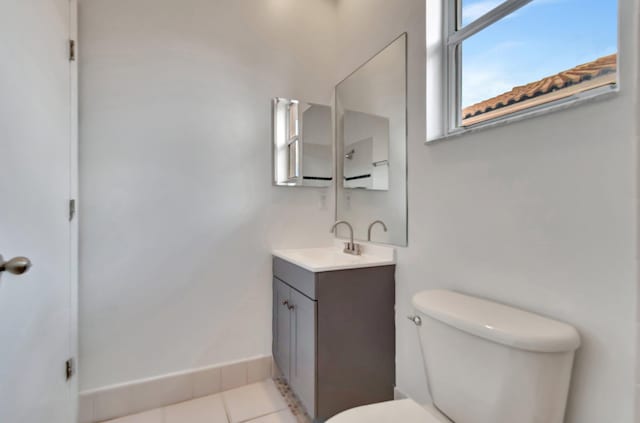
<box><xmin>272</xmin><ymin>98</ymin><xmax>333</xmax><ymax>187</ymax></box>
<box><xmin>343</xmin><ymin>110</ymin><xmax>390</xmax><ymax>190</ymax></box>
<box><xmin>335</xmin><ymin>34</ymin><xmax>407</xmax><ymax>246</ymax></box>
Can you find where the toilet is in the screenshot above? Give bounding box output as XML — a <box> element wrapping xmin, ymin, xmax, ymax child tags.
<box><xmin>328</xmin><ymin>289</ymin><xmax>581</xmax><ymax>423</ymax></box>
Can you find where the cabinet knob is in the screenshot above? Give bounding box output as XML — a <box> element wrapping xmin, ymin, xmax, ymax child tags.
<box><xmin>282</xmin><ymin>300</ymin><xmax>289</xmax><ymax>307</ymax></box>
<box><xmin>288</xmin><ymin>304</ymin><xmax>295</xmax><ymax>311</ymax></box>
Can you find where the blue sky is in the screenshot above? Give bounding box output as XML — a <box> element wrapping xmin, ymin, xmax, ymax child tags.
<box><xmin>461</xmin><ymin>0</ymin><xmax>618</xmax><ymax>107</ymax></box>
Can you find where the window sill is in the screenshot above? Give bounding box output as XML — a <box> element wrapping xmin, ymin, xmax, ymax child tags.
<box><xmin>425</xmin><ymin>85</ymin><xmax>619</xmax><ymax>144</ymax></box>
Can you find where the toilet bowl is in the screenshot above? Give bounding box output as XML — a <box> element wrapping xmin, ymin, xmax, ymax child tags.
<box><xmin>327</xmin><ymin>289</ymin><xmax>580</xmax><ymax>423</ymax></box>
<box><xmin>327</xmin><ymin>399</ymin><xmax>450</xmax><ymax>423</ymax></box>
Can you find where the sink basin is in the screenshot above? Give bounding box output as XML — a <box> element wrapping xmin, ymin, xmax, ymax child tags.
<box><xmin>272</xmin><ymin>240</ymin><xmax>395</xmax><ymax>272</ymax></box>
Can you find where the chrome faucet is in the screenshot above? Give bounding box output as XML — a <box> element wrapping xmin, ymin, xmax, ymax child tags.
<box><xmin>330</xmin><ymin>220</ymin><xmax>361</xmax><ymax>256</ymax></box>
<box><xmin>367</xmin><ymin>220</ymin><xmax>388</xmax><ymax>242</ymax></box>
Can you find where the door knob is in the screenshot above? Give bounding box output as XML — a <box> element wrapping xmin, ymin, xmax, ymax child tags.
<box><xmin>0</xmin><ymin>255</ymin><xmax>32</xmax><ymax>276</ymax></box>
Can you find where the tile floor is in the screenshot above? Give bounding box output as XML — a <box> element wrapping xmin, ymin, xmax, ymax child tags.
<box><xmin>103</xmin><ymin>379</ymin><xmax>305</xmax><ymax>423</ymax></box>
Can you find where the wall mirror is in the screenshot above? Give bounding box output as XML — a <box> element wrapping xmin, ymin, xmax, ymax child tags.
<box><xmin>272</xmin><ymin>98</ymin><xmax>333</xmax><ymax>187</ymax></box>
<box><xmin>335</xmin><ymin>33</ymin><xmax>407</xmax><ymax>246</ymax></box>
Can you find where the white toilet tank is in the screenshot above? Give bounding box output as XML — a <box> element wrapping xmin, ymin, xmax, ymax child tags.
<box><xmin>412</xmin><ymin>290</ymin><xmax>581</xmax><ymax>423</ymax></box>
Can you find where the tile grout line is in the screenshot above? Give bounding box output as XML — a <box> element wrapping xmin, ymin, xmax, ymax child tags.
<box><xmin>239</xmin><ymin>409</ymin><xmax>287</xmax><ymax>423</ymax></box>
<box><xmin>104</xmin><ymin>377</ymin><xmax>289</xmax><ymax>423</ymax></box>
<box><xmin>87</xmin><ymin>356</ymin><xmax>272</xmax><ymax>422</ymax></box>
<box><xmin>221</xmin><ymin>390</ymin><xmax>232</xmax><ymax>423</ymax></box>
<box><xmin>272</xmin><ymin>378</ymin><xmax>312</xmax><ymax>423</ymax></box>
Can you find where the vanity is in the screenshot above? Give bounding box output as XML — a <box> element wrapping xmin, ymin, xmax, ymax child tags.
<box><xmin>272</xmin><ymin>242</ymin><xmax>396</xmax><ymax>422</ymax></box>
<box><xmin>270</xmin><ymin>33</ymin><xmax>407</xmax><ymax>423</ymax></box>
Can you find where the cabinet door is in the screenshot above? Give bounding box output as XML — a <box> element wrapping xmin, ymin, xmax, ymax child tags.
<box><xmin>290</xmin><ymin>289</ymin><xmax>317</xmax><ymax>417</ymax></box>
<box><xmin>273</xmin><ymin>278</ymin><xmax>291</xmax><ymax>381</ymax></box>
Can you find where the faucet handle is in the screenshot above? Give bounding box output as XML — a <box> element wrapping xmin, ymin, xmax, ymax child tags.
<box><xmin>343</xmin><ymin>242</ymin><xmax>361</xmax><ymax>256</ymax></box>
<box><xmin>331</xmin><ymin>220</ymin><xmax>361</xmax><ymax>256</ymax></box>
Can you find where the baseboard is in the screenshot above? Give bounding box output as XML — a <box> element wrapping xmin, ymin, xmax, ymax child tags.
<box><xmin>79</xmin><ymin>355</ymin><xmax>274</xmax><ymax>423</ymax></box>
<box><xmin>393</xmin><ymin>386</ymin><xmax>408</xmax><ymax>400</ymax></box>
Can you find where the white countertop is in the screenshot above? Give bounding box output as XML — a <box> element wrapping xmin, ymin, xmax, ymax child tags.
<box><xmin>272</xmin><ymin>240</ymin><xmax>396</xmax><ymax>272</ymax></box>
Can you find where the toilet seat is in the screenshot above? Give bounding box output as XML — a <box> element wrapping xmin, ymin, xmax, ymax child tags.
<box><xmin>326</xmin><ymin>399</ymin><xmax>451</xmax><ymax>423</ymax></box>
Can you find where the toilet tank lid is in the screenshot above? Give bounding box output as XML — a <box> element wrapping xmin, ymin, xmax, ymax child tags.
<box><xmin>412</xmin><ymin>290</ymin><xmax>581</xmax><ymax>353</ymax></box>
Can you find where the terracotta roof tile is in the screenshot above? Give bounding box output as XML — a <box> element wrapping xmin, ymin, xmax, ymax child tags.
<box><xmin>462</xmin><ymin>54</ymin><xmax>617</xmax><ymax>123</ymax></box>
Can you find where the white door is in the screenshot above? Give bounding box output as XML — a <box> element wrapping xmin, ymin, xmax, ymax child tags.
<box><xmin>0</xmin><ymin>1</ymin><xmax>77</xmax><ymax>422</ymax></box>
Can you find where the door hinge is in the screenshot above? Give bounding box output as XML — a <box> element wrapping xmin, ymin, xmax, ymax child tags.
<box><xmin>69</xmin><ymin>199</ymin><xmax>76</xmax><ymax>221</ymax></box>
<box><xmin>69</xmin><ymin>40</ymin><xmax>76</xmax><ymax>62</ymax></box>
<box><xmin>65</xmin><ymin>358</ymin><xmax>75</xmax><ymax>381</ymax></box>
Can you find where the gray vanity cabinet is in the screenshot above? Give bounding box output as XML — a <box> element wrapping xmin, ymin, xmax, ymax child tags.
<box><xmin>273</xmin><ymin>278</ymin><xmax>317</xmax><ymax>414</ymax></box>
<box><xmin>289</xmin><ymin>288</ymin><xmax>317</xmax><ymax>414</ymax></box>
<box><xmin>273</xmin><ymin>278</ymin><xmax>292</xmax><ymax>381</ymax></box>
<box><xmin>272</xmin><ymin>256</ymin><xmax>395</xmax><ymax>422</ymax></box>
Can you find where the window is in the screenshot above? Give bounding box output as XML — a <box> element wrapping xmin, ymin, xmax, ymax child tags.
<box><xmin>444</xmin><ymin>0</ymin><xmax>618</xmax><ymax>133</ymax></box>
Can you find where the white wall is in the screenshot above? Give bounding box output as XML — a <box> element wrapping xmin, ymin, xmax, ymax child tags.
<box><xmin>336</xmin><ymin>1</ymin><xmax>639</xmax><ymax>423</ymax></box>
<box><xmin>79</xmin><ymin>0</ymin><xmax>337</xmax><ymax>390</ymax></box>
